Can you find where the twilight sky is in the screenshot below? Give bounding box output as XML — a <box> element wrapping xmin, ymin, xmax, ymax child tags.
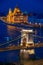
<box><xmin>0</xmin><ymin>0</ymin><xmax>43</xmax><ymax>60</ymax></box>
<box><xmin>0</xmin><ymin>0</ymin><xmax>43</xmax><ymax>14</ymax></box>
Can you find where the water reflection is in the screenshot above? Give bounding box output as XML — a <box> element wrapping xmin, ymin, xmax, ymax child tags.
<box><xmin>7</xmin><ymin>25</ymin><xmax>16</xmax><ymax>36</ymax></box>
<box><xmin>0</xmin><ymin>21</ymin><xmax>43</xmax><ymax>62</ymax></box>
<box><xmin>0</xmin><ymin>21</ymin><xmax>20</xmax><ymax>62</ymax></box>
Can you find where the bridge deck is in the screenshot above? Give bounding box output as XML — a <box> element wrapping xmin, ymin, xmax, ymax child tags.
<box><xmin>0</xmin><ymin>43</ymin><xmax>43</xmax><ymax>51</ymax></box>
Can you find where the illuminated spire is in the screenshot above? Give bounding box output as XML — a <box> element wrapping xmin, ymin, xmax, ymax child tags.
<box><xmin>8</xmin><ymin>8</ymin><xmax>12</xmax><ymax>15</ymax></box>
<box><xmin>7</xmin><ymin>8</ymin><xmax>13</xmax><ymax>22</ymax></box>
<box><xmin>13</xmin><ymin>6</ymin><xmax>21</xmax><ymax>15</ymax></box>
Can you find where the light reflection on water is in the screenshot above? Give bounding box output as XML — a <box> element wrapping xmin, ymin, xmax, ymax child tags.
<box><xmin>0</xmin><ymin>21</ymin><xmax>43</xmax><ymax>62</ymax></box>
<box><xmin>0</xmin><ymin>21</ymin><xmax>20</xmax><ymax>62</ymax></box>
<box><xmin>7</xmin><ymin>25</ymin><xmax>16</xmax><ymax>36</ymax></box>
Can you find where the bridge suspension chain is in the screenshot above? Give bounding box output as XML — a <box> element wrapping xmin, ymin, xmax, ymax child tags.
<box><xmin>0</xmin><ymin>18</ymin><xmax>43</xmax><ymax>47</ymax></box>
<box><xmin>0</xmin><ymin>34</ymin><xmax>43</xmax><ymax>47</ymax></box>
<box><xmin>32</xmin><ymin>34</ymin><xmax>43</xmax><ymax>38</ymax></box>
<box><xmin>0</xmin><ymin>34</ymin><xmax>26</xmax><ymax>47</ymax></box>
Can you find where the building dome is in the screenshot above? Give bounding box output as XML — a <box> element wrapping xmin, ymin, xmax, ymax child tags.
<box><xmin>23</xmin><ymin>11</ymin><xmax>28</xmax><ymax>15</ymax></box>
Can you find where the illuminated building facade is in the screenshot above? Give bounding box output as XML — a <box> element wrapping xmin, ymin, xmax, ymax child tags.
<box><xmin>7</xmin><ymin>6</ymin><xmax>28</xmax><ymax>23</ymax></box>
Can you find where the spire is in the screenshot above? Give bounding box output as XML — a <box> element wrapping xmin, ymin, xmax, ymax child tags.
<box><xmin>8</xmin><ymin>8</ymin><xmax>12</xmax><ymax>15</ymax></box>
<box><xmin>13</xmin><ymin>6</ymin><xmax>21</xmax><ymax>15</ymax></box>
<box><xmin>15</xmin><ymin>4</ymin><xmax>19</xmax><ymax>9</ymax></box>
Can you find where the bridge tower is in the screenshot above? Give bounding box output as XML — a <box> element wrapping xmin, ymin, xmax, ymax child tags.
<box><xmin>20</xmin><ymin>29</ymin><xmax>35</xmax><ymax>59</ymax></box>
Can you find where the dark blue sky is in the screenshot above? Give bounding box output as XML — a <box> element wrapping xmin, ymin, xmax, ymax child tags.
<box><xmin>0</xmin><ymin>0</ymin><xmax>43</xmax><ymax>61</ymax></box>
<box><xmin>0</xmin><ymin>0</ymin><xmax>43</xmax><ymax>14</ymax></box>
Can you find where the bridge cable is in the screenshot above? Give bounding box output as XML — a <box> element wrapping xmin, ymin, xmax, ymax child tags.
<box><xmin>0</xmin><ymin>34</ymin><xmax>25</xmax><ymax>47</ymax></box>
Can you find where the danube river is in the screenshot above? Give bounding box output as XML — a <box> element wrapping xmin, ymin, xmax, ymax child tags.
<box><xmin>0</xmin><ymin>20</ymin><xmax>43</xmax><ymax>63</ymax></box>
